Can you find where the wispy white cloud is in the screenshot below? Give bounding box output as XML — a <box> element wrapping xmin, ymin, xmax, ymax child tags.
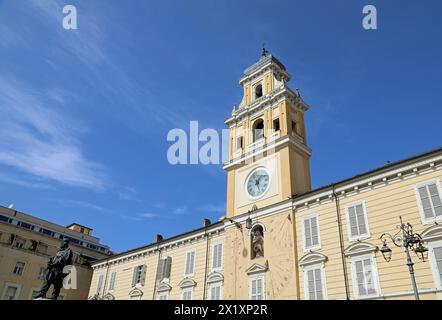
<box><xmin>49</xmin><ymin>199</ymin><xmax>109</xmax><ymax>212</ymax></box>
<box><xmin>117</xmin><ymin>187</ymin><xmax>140</xmax><ymax>202</ymax></box>
<box><xmin>139</xmin><ymin>213</ymin><xmax>158</xmax><ymax>219</ymax></box>
<box><xmin>173</xmin><ymin>206</ymin><xmax>188</xmax><ymax>215</ymax></box>
<box><xmin>0</xmin><ymin>77</ymin><xmax>106</xmax><ymax>190</ymax></box>
<box><xmin>0</xmin><ymin>172</ymin><xmax>56</xmax><ymax>190</ymax></box>
<box><xmin>196</xmin><ymin>203</ymin><xmax>225</xmax><ymax>214</ymax></box>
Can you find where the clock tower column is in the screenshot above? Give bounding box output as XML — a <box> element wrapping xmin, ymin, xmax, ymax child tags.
<box><xmin>223</xmin><ymin>51</ymin><xmax>312</xmax><ymax>218</ymax></box>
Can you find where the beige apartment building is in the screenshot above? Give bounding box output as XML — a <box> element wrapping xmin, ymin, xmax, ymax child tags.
<box><xmin>0</xmin><ymin>206</ymin><xmax>111</xmax><ymax>300</ymax></box>
<box><xmin>89</xmin><ymin>52</ymin><xmax>442</xmax><ymax>300</ymax></box>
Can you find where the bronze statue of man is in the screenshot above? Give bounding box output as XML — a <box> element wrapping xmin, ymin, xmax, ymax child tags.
<box><xmin>33</xmin><ymin>238</ymin><xmax>73</xmax><ymax>300</ymax></box>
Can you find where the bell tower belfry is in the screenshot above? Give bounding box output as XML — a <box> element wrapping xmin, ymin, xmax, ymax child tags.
<box><xmin>223</xmin><ymin>50</ymin><xmax>312</xmax><ymax>218</ymax></box>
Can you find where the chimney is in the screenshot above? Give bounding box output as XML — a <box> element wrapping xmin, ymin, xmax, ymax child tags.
<box><xmin>203</xmin><ymin>219</ymin><xmax>211</xmax><ymax>227</ymax></box>
<box><xmin>156</xmin><ymin>234</ymin><xmax>163</xmax><ymax>243</ymax></box>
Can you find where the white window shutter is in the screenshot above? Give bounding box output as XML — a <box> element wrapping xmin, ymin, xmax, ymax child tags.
<box><xmin>311</xmin><ymin>217</ymin><xmax>319</xmax><ymax>246</ymax></box>
<box><xmin>213</xmin><ymin>244</ymin><xmax>223</xmax><ymax>269</ymax></box>
<box><xmin>348</xmin><ymin>206</ymin><xmax>359</xmax><ymax>237</ymax></box>
<box><xmin>156</xmin><ymin>259</ymin><xmax>165</xmax><ymax>281</ymax></box>
<box><xmin>355</xmin><ymin>260</ymin><xmax>366</xmax><ymax>296</ymax></box>
<box><xmin>307</xmin><ymin>269</ymin><xmax>315</xmax><ymax>299</ymax></box>
<box><xmin>217</xmin><ymin>244</ymin><xmax>223</xmax><ymax>268</ymax></box>
<box><xmin>164</xmin><ymin>256</ymin><xmax>172</xmax><ymax>279</ymax></box>
<box><xmin>418</xmin><ymin>186</ymin><xmax>435</xmax><ymax>219</ymax></box>
<box><xmin>109</xmin><ymin>272</ymin><xmax>116</xmax><ymax>290</ymax></box>
<box><xmin>257</xmin><ymin>278</ymin><xmax>263</xmax><ymax>299</ymax></box>
<box><xmin>131</xmin><ymin>266</ymin><xmax>138</xmax><ymax>287</ymax></box>
<box><xmin>251</xmin><ymin>279</ymin><xmax>257</xmax><ymax>299</ymax></box>
<box><xmin>97</xmin><ymin>274</ymin><xmax>104</xmax><ymax>294</ymax></box>
<box><xmin>140</xmin><ymin>265</ymin><xmax>147</xmax><ymax>286</ymax></box>
<box><xmin>304</xmin><ymin>219</ymin><xmax>312</xmax><ymax>248</ymax></box>
<box><xmin>185</xmin><ymin>251</ymin><xmax>195</xmax><ymax>275</ymax></box>
<box><xmin>428</xmin><ymin>184</ymin><xmax>442</xmax><ymax>216</ymax></box>
<box><xmin>314</xmin><ymin>268</ymin><xmax>323</xmax><ymax>300</ymax></box>
<box><xmin>355</xmin><ymin>204</ymin><xmax>367</xmax><ymax>235</ymax></box>
<box><xmin>434</xmin><ymin>247</ymin><xmax>442</xmax><ymax>281</ymax></box>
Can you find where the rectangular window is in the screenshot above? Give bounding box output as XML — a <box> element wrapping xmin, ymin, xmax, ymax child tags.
<box><xmin>273</xmin><ymin>118</ymin><xmax>280</xmax><ymax>132</ymax></box>
<box><xmin>212</xmin><ymin>243</ymin><xmax>223</xmax><ymax>270</ymax></box>
<box><xmin>15</xmin><ymin>239</ymin><xmax>25</xmax><ymax>249</ymax></box>
<box><xmin>346</xmin><ymin>202</ymin><xmax>370</xmax><ymax>240</ymax></box>
<box><xmin>350</xmin><ymin>255</ymin><xmax>380</xmax><ymax>299</ymax></box>
<box><xmin>304</xmin><ymin>265</ymin><xmax>326</xmax><ymax>300</ymax></box>
<box><xmin>2</xmin><ymin>285</ymin><xmax>19</xmax><ymax>300</ymax></box>
<box><xmin>303</xmin><ymin>215</ymin><xmax>320</xmax><ymax>250</ymax></box>
<box><xmin>429</xmin><ymin>241</ymin><xmax>442</xmax><ymax>289</ymax></box>
<box><xmin>249</xmin><ymin>275</ymin><xmax>265</xmax><ymax>300</ymax></box>
<box><xmin>209</xmin><ymin>283</ymin><xmax>222</xmax><ymax>300</ymax></box>
<box><xmin>184</xmin><ymin>250</ymin><xmax>196</xmax><ymax>276</ymax></box>
<box><xmin>132</xmin><ymin>265</ymin><xmax>145</xmax><ymax>286</ymax></box>
<box><xmin>236</xmin><ymin>136</ymin><xmax>243</xmax><ymax>151</ymax></box>
<box><xmin>292</xmin><ymin>121</ymin><xmax>297</xmax><ymax>134</ymax></box>
<box><xmin>38</xmin><ymin>267</ymin><xmax>47</xmax><ymax>280</ymax></box>
<box><xmin>108</xmin><ymin>271</ymin><xmax>117</xmax><ymax>291</ymax></box>
<box><xmin>182</xmin><ymin>288</ymin><xmax>193</xmax><ymax>300</ymax></box>
<box><xmin>96</xmin><ymin>274</ymin><xmax>104</xmax><ymax>294</ymax></box>
<box><xmin>157</xmin><ymin>292</ymin><xmax>169</xmax><ymax>300</ymax></box>
<box><xmin>13</xmin><ymin>262</ymin><xmax>25</xmax><ymax>275</ymax></box>
<box><xmin>416</xmin><ymin>180</ymin><xmax>442</xmax><ymax>223</ymax></box>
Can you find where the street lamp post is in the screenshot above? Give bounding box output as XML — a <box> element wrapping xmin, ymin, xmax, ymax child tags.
<box><xmin>379</xmin><ymin>216</ymin><xmax>428</xmax><ymax>300</ymax></box>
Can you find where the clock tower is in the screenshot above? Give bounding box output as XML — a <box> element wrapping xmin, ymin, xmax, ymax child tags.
<box><xmin>224</xmin><ymin>50</ymin><xmax>312</xmax><ymax>218</ymax></box>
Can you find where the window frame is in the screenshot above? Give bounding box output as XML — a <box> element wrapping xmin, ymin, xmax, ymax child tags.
<box><xmin>13</xmin><ymin>261</ymin><xmax>26</xmax><ymax>276</ymax></box>
<box><xmin>208</xmin><ymin>282</ymin><xmax>223</xmax><ymax>300</ymax></box>
<box><xmin>427</xmin><ymin>239</ymin><xmax>442</xmax><ymax>290</ymax></box>
<box><xmin>1</xmin><ymin>283</ymin><xmax>21</xmax><ymax>300</ymax></box>
<box><xmin>211</xmin><ymin>241</ymin><xmax>223</xmax><ymax>272</ymax></box>
<box><xmin>253</xmin><ymin>82</ymin><xmax>263</xmax><ymax>101</ymax></box>
<box><xmin>345</xmin><ymin>200</ymin><xmax>371</xmax><ymax>241</ymax></box>
<box><xmin>181</xmin><ymin>287</ymin><xmax>194</xmax><ymax>300</ymax></box>
<box><xmin>157</xmin><ymin>291</ymin><xmax>169</xmax><ymax>300</ymax></box>
<box><xmin>302</xmin><ymin>262</ymin><xmax>328</xmax><ymax>300</ymax></box>
<box><xmin>302</xmin><ymin>213</ymin><xmax>321</xmax><ymax>252</ymax></box>
<box><xmin>414</xmin><ymin>179</ymin><xmax>442</xmax><ymax>225</ymax></box>
<box><xmin>96</xmin><ymin>273</ymin><xmax>104</xmax><ymax>294</ymax></box>
<box><xmin>349</xmin><ymin>253</ymin><xmax>381</xmax><ymax>299</ymax></box>
<box><xmin>248</xmin><ymin>274</ymin><xmax>265</xmax><ymax>300</ymax></box>
<box><xmin>184</xmin><ymin>249</ymin><xmax>196</xmax><ymax>277</ymax></box>
<box><xmin>108</xmin><ymin>271</ymin><xmax>117</xmax><ymax>292</ymax></box>
<box><xmin>133</xmin><ymin>265</ymin><xmax>145</xmax><ymax>287</ymax></box>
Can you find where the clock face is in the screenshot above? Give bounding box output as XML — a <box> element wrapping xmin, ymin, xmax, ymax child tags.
<box><xmin>246</xmin><ymin>167</ymin><xmax>270</xmax><ymax>199</ymax></box>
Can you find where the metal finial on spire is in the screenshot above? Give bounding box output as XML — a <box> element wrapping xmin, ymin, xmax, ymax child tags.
<box><xmin>261</xmin><ymin>44</ymin><xmax>269</xmax><ymax>57</ymax></box>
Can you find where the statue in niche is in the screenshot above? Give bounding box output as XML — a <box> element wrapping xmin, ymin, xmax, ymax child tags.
<box><xmin>251</xmin><ymin>225</ymin><xmax>264</xmax><ymax>259</ymax></box>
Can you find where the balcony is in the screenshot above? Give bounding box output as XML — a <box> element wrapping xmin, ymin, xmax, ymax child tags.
<box><xmin>269</xmin><ymin>131</ymin><xmax>280</xmax><ymax>142</ymax></box>
<box><xmin>248</xmin><ymin>138</ymin><xmax>265</xmax><ymax>152</ymax></box>
<box><xmin>233</xmin><ymin>149</ymin><xmax>242</xmax><ymax>159</ymax></box>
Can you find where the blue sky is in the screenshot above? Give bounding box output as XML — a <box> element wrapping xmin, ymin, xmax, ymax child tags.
<box><xmin>0</xmin><ymin>0</ymin><xmax>441</xmax><ymax>253</ymax></box>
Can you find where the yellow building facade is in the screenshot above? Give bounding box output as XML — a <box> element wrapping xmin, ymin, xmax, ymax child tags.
<box><xmin>0</xmin><ymin>206</ymin><xmax>111</xmax><ymax>300</ymax></box>
<box><xmin>89</xmin><ymin>52</ymin><xmax>442</xmax><ymax>300</ymax></box>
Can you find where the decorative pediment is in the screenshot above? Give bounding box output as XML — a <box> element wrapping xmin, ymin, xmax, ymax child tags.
<box><xmin>245</xmin><ymin>261</ymin><xmax>268</xmax><ymax>275</ymax></box>
<box><xmin>157</xmin><ymin>282</ymin><xmax>172</xmax><ymax>292</ymax></box>
<box><xmin>178</xmin><ymin>277</ymin><xmax>197</xmax><ymax>289</ymax></box>
<box><xmin>299</xmin><ymin>252</ymin><xmax>328</xmax><ymax>267</ymax></box>
<box><xmin>344</xmin><ymin>242</ymin><xmax>378</xmax><ymax>257</ymax></box>
<box><xmin>206</xmin><ymin>272</ymin><xmax>224</xmax><ymax>284</ymax></box>
<box><xmin>103</xmin><ymin>293</ymin><xmax>115</xmax><ymax>300</ymax></box>
<box><xmin>129</xmin><ymin>287</ymin><xmax>143</xmax><ymax>298</ymax></box>
<box><xmin>421</xmin><ymin>224</ymin><xmax>442</xmax><ymax>242</ymax></box>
